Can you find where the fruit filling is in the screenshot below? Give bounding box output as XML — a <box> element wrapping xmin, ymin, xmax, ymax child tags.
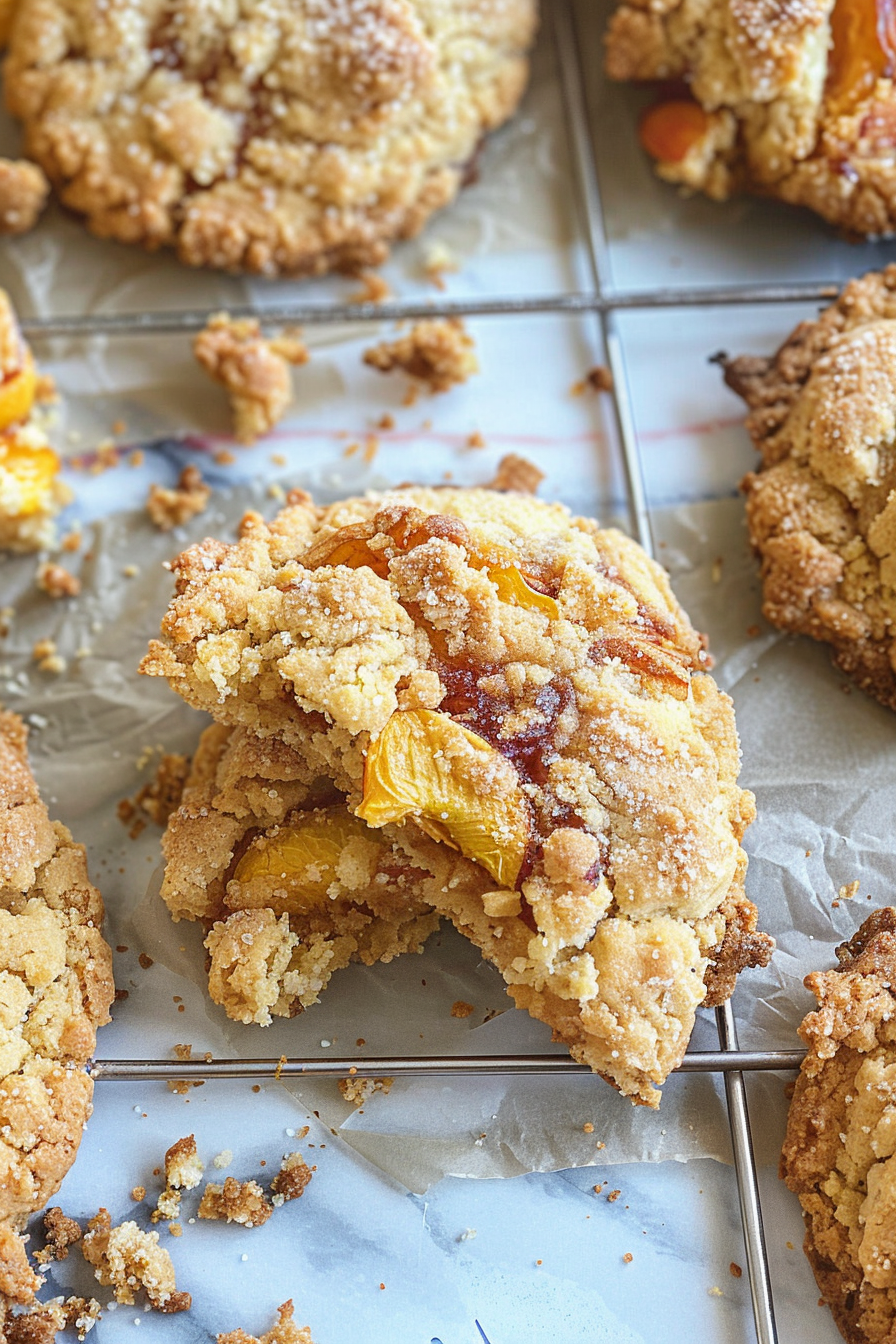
<box><xmin>0</xmin><ymin>433</ymin><xmax>60</xmax><ymax>515</ymax></box>
<box><xmin>638</xmin><ymin>99</ymin><xmax>709</xmax><ymax>163</ymax></box>
<box><xmin>826</xmin><ymin>0</ymin><xmax>896</xmax><ymax>115</ymax></box>
<box><xmin>232</xmin><ymin>808</ymin><xmax>384</xmax><ymax>914</ymax></box>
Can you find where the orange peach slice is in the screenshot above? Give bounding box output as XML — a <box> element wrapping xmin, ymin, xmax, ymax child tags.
<box><xmin>233</xmin><ymin>809</ymin><xmax>380</xmax><ymax>914</ymax></box>
<box><xmin>0</xmin><ymin>431</ymin><xmax>60</xmax><ymax>514</ymax></box>
<box><xmin>639</xmin><ymin>100</ymin><xmax>709</xmax><ymax>164</ymax></box>
<box><xmin>0</xmin><ymin>352</ymin><xmax>36</xmax><ymax>432</ymax></box>
<box><xmin>357</xmin><ymin>708</ymin><xmax>529</xmax><ymax>888</ymax></box>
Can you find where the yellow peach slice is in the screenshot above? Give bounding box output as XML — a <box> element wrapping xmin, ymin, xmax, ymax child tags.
<box><xmin>0</xmin><ymin>432</ymin><xmax>60</xmax><ymax>515</ymax></box>
<box><xmin>0</xmin><ymin>352</ymin><xmax>36</xmax><ymax>432</ymax></box>
<box><xmin>357</xmin><ymin>708</ymin><xmax>529</xmax><ymax>888</ymax></box>
<box><xmin>233</xmin><ymin>809</ymin><xmax>380</xmax><ymax>914</ymax></box>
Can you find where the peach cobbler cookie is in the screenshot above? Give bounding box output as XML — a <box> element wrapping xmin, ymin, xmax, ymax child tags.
<box><xmin>142</xmin><ymin>486</ymin><xmax>772</xmax><ymax>1105</ymax></box>
<box><xmin>5</xmin><ymin>0</ymin><xmax>537</xmax><ymax>277</ymax></box>
<box><xmin>0</xmin><ymin>290</ymin><xmax>69</xmax><ymax>552</ymax></box>
<box><xmin>606</xmin><ymin>0</ymin><xmax>896</xmax><ymax>237</ymax></box>
<box><xmin>723</xmin><ymin>266</ymin><xmax>896</xmax><ymax>710</ymax></box>
<box><xmin>0</xmin><ymin>709</ymin><xmax>113</xmax><ymax>1279</ymax></box>
<box><xmin>782</xmin><ymin>909</ymin><xmax>896</xmax><ymax>1344</ymax></box>
<box><xmin>161</xmin><ymin>723</ymin><xmax>439</xmax><ymax>1025</ymax></box>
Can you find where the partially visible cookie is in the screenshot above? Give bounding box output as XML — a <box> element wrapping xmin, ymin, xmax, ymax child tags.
<box><xmin>161</xmin><ymin>723</ymin><xmax>439</xmax><ymax>1025</ymax></box>
<box><xmin>6</xmin><ymin>0</ymin><xmax>537</xmax><ymax>277</ymax></box>
<box><xmin>0</xmin><ymin>709</ymin><xmax>114</xmax><ymax>1245</ymax></box>
<box><xmin>606</xmin><ymin>0</ymin><xmax>896</xmax><ymax>237</ymax></box>
<box><xmin>782</xmin><ymin>908</ymin><xmax>896</xmax><ymax>1344</ymax></box>
<box><xmin>723</xmin><ymin>266</ymin><xmax>896</xmax><ymax>710</ymax></box>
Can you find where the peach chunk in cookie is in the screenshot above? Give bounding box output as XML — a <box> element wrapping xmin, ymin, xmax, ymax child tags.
<box><xmin>0</xmin><ymin>289</ymin><xmax>69</xmax><ymax>552</ymax></box>
<box><xmin>142</xmin><ymin>486</ymin><xmax>772</xmax><ymax>1106</ymax></box>
<box><xmin>0</xmin><ymin>709</ymin><xmax>114</xmax><ymax>1309</ymax></box>
<box><xmin>782</xmin><ymin>909</ymin><xmax>896</xmax><ymax>1344</ymax></box>
<box><xmin>722</xmin><ymin>265</ymin><xmax>896</xmax><ymax>711</ymax></box>
<box><xmin>161</xmin><ymin>723</ymin><xmax>439</xmax><ymax>1025</ymax></box>
<box><xmin>606</xmin><ymin>0</ymin><xmax>896</xmax><ymax>238</ymax></box>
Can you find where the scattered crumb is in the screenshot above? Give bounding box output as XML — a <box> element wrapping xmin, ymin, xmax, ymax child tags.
<box><xmin>61</xmin><ymin>531</ymin><xmax>81</xmax><ymax>553</ymax></box>
<box><xmin>746</xmin><ymin>624</ymin><xmax>761</xmax><ymax>638</ymax></box>
<box><xmin>269</xmin><ymin>1152</ymin><xmax>313</xmax><ymax>1204</ymax></box>
<box><xmin>122</xmin><ymin>564</ymin><xmax>139</xmax><ymax>578</ymax></box>
<box><xmin>166</xmin><ymin>1079</ymin><xmax>203</xmax><ymax>1095</ymax></box>
<box><xmin>363</xmin><ymin>319</ymin><xmax>477</xmax><ymax>393</ymax></box>
<box><xmin>80</xmin><ymin>1209</ymin><xmax>191</xmax><ymax>1312</ymax></box>
<box><xmin>839</xmin><ymin>880</ymin><xmax>860</xmax><ymax>901</ymax></box>
<box><xmin>593</xmin><ymin>1184</ymin><xmax>604</xmax><ymax>1194</ymax></box>
<box><xmin>168</xmin><ymin>1224</ymin><xmax>182</xmax><ymax>1238</ymax></box>
<box><xmin>217</xmin><ymin>1300</ymin><xmax>315</xmax><ymax>1344</ymax></box>
<box><xmin>129</xmin><ymin>449</ymin><xmax>144</xmax><ymax>468</ymax></box>
<box><xmin>33</xmin><ymin>1208</ymin><xmax>82</xmax><ymax>1265</ymax></box>
<box><xmin>338</xmin><ymin>1076</ymin><xmax>394</xmax><ymax>1107</ymax></box>
<box><xmin>450</xmin><ymin>1001</ymin><xmax>474</xmax><ymax>1019</ymax></box>
<box><xmin>582</xmin><ymin>1123</ymin><xmax>594</xmax><ymax>1134</ymax></box>
<box><xmin>35</xmin><ymin>561</ymin><xmax>80</xmax><ymax>599</ymax></box>
<box><xmin>30</xmin><ymin>639</ymin><xmax>66</xmax><ymax>674</ymax></box>
<box><xmin>586</xmin><ymin>365</ymin><xmax>613</xmax><ymax>393</ymax></box>
<box><xmin>198</xmin><ymin>1178</ymin><xmax>272</xmax><ymax>1228</ymax></box>
<box><xmin>147</xmin><ymin>465</ymin><xmax>210</xmax><ymax>532</ymax></box>
<box><xmin>138</xmin><ymin>953</ymin><xmax>154</xmax><ymax>970</ymax></box>
<box><xmin>131</xmin><ymin>1187</ymin><xmax>146</xmax><ymax>1203</ymax></box>
<box><xmin>362</xmin><ymin>434</ymin><xmax>379</xmax><ymax>465</ymax></box>
<box><xmin>729</xmin><ymin>1262</ymin><xmax>742</xmax><ymax>1278</ymax></box>
<box><xmin>118</xmin><ymin>753</ymin><xmax>190</xmax><ymax>837</ymax></box>
<box><xmin>343</xmin><ymin>441</ymin><xmax>360</xmax><ymax>458</ymax></box>
<box><xmin>214</xmin><ymin>449</ymin><xmax>236</xmax><ymax>466</ymax></box>
<box><xmin>194</xmin><ymin>313</ymin><xmax>309</xmax><ymax>444</ymax></box>
<box><xmin>173</xmin><ymin>1044</ymin><xmax>192</xmax><ymax>1062</ymax></box>
<box><xmin>456</xmin><ymin>1229</ymin><xmax>477</xmax><ymax>1243</ymax></box>
<box><xmin>711</xmin><ymin>557</ymin><xmax>723</xmax><ymax>583</ymax></box>
<box><xmin>0</xmin><ymin>157</ymin><xmax>49</xmax><ymax>235</ymax></box>
<box><xmin>349</xmin><ymin>272</ymin><xmax>391</xmax><ymax>305</ymax></box>
<box><xmin>422</xmin><ymin>241</ymin><xmax>459</xmax><ymax>288</ymax></box>
<box><xmin>467</xmin><ymin>431</ymin><xmax>485</xmax><ymax>449</ymax></box>
<box><xmin>488</xmin><ymin>453</ymin><xmax>544</xmax><ymax>494</ymax></box>
<box><xmin>622</xmin><ymin>1253</ymin><xmax>633</xmax><ymax>1264</ymax></box>
<box><xmin>708</xmin><ymin>1286</ymin><xmax>723</xmax><ymax>1297</ymax></box>
<box><xmin>64</xmin><ymin>1297</ymin><xmax>102</xmax><ymax>1341</ymax></box>
<box><xmin>165</xmin><ymin>1135</ymin><xmax>204</xmax><ymax>1191</ymax></box>
<box><xmin>376</xmin><ymin>413</ymin><xmax>395</xmax><ymax>431</ymax></box>
<box><xmin>607</xmin><ymin>1190</ymin><xmax>621</xmax><ymax>1203</ymax></box>
<box><xmin>212</xmin><ymin>1150</ymin><xmax>233</xmax><ymax>1171</ymax></box>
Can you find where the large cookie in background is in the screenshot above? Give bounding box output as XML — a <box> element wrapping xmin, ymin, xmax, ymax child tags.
<box><xmin>143</xmin><ymin>485</ymin><xmax>772</xmax><ymax>1105</ymax></box>
<box><xmin>5</xmin><ymin>0</ymin><xmax>537</xmax><ymax>276</ymax></box>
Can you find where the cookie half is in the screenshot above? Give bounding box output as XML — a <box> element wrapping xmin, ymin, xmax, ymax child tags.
<box><xmin>723</xmin><ymin>266</ymin><xmax>896</xmax><ymax>710</ymax></box>
<box><xmin>143</xmin><ymin>485</ymin><xmax>772</xmax><ymax>1105</ymax></box>
<box><xmin>5</xmin><ymin>0</ymin><xmax>537</xmax><ymax>276</ymax></box>
<box><xmin>606</xmin><ymin>0</ymin><xmax>896</xmax><ymax>237</ymax></box>
<box><xmin>782</xmin><ymin>909</ymin><xmax>896</xmax><ymax>1344</ymax></box>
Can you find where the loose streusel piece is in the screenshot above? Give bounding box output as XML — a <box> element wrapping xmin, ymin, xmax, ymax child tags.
<box><xmin>488</xmin><ymin>453</ymin><xmax>544</xmax><ymax>494</ymax></box>
<box><xmin>363</xmin><ymin>319</ymin><xmax>478</xmax><ymax>393</ymax></box>
<box><xmin>782</xmin><ymin>909</ymin><xmax>896</xmax><ymax>1344</ymax></box>
<box><xmin>118</xmin><ymin>753</ymin><xmax>190</xmax><ymax>836</ymax></box>
<box><xmin>35</xmin><ymin>561</ymin><xmax>80</xmax><ymax>599</ymax></box>
<box><xmin>269</xmin><ymin>1153</ymin><xmax>312</xmax><ymax>1204</ymax></box>
<box><xmin>198</xmin><ymin>1178</ymin><xmax>271</xmax><ymax>1229</ymax></box>
<box><xmin>0</xmin><ymin>158</ymin><xmax>48</xmax><ymax>235</ymax></box>
<box><xmin>33</xmin><ymin>1208</ymin><xmax>81</xmax><ymax>1265</ymax></box>
<box><xmin>5</xmin><ymin>0</ymin><xmax>536</xmax><ymax>277</ymax></box>
<box><xmin>723</xmin><ymin>265</ymin><xmax>896</xmax><ymax>711</ymax></box>
<box><xmin>218</xmin><ymin>1300</ymin><xmax>315</xmax><ymax>1344</ymax></box>
<box><xmin>141</xmin><ymin>486</ymin><xmax>772</xmax><ymax>1106</ymax></box>
<box><xmin>194</xmin><ymin>315</ymin><xmax>309</xmax><ymax>444</ymax></box>
<box><xmin>80</xmin><ymin>1210</ymin><xmax>190</xmax><ymax>1312</ymax></box>
<box><xmin>606</xmin><ymin>0</ymin><xmax>896</xmax><ymax>237</ymax></box>
<box><xmin>338</xmin><ymin>1077</ymin><xmax>394</xmax><ymax>1108</ymax></box>
<box><xmin>146</xmin><ymin>466</ymin><xmax>210</xmax><ymax>532</ymax></box>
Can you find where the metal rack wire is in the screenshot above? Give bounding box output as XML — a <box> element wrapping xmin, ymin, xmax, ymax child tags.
<box><xmin>32</xmin><ymin>3</ymin><xmax>850</xmax><ymax>1338</ymax></box>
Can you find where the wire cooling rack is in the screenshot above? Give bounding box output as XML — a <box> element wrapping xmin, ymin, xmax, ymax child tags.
<box><xmin>17</xmin><ymin>4</ymin><xmax>854</xmax><ymax>1340</ymax></box>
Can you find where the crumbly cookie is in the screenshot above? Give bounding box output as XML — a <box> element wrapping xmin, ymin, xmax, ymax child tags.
<box><xmin>161</xmin><ymin>722</ymin><xmax>439</xmax><ymax>1025</ymax></box>
<box><xmin>605</xmin><ymin>0</ymin><xmax>896</xmax><ymax>237</ymax></box>
<box><xmin>0</xmin><ymin>290</ymin><xmax>70</xmax><ymax>552</ymax></box>
<box><xmin>0</xmin><ymin>709</ymin><xmax>114</xmax><ymax>1227</ymax></box>
<box><xmin>5</xmin><ymin>0</ymin><xmax>537</xmax><ymax>277</ymax></box>
<box><xmin>781</xmin><ymin>908</ymin><xmax>896</xmax><ymax>1344</ymax></box>
<box><xmin>142</xmin><ymin>486</ymin><xmax>772</xmax><ymax>1105</ymax></box>
<box><xmin>722</xmin><ymin>266</ymin><xmax>896</xmax><ymax>710</ymax></box>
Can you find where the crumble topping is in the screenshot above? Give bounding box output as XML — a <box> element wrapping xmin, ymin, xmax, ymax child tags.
<box><xmin>363</xmin><ymin>319</ymin><xmax>478</xmax><ymax>393</ymax></box>
<box><xmin>146</xmin><ymin>465</ymin><xmax>210</xmax><ymax>532</ymax></box>
<box><xmin>194</xmin><ymin>315</ymin><xmax>309</xmax><ymax>444</ymax></box>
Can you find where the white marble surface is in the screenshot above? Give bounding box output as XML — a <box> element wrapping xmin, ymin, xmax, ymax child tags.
<box><xmin>1</xmin><ymin>4</ymin><xmax>894</xmax><ymax>1341</ymax></box>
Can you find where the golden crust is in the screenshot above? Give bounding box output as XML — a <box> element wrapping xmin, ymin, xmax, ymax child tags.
<box><xmin>606</xmin><ymin>0</ymin><xmax>896</xmax><ymax>236</ymax></box>
<box><xmin>0</xmin><ymin>710</ymin><xmax>114</xmax><ymax>1228</ymax></box>
<box><xmin>144</xmin><ymin>486</ymin><xmax>771</xmax><ymax>1105</ymax></box>
<box><xmin>161</xmin><ymin>722</ymin><xmax>439</xmax><ymax>1025</ymax></box>
<box><xmin>781</xmin><ymin>910</ymin><xmax>896</xmax><ymax>1344</ymax></box>
<box><xmin>5</xmin><ymin>0</ymin><xmax>537</xmax><ymax>277</ymax></box>
<box><xmin>723</xmin><ymin>266</ymin><xmax>896</xmax><ymax>710</ymax></box>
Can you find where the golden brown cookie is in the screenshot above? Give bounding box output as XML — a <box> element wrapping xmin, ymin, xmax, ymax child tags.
<box><xmin>782</xmin><ymin>909</ymin><xmax>896</xmax><ymax>1344</ymax></box>
<box><xmin>723</xmin><ymin>266</ymin><xmax>896</xmax><ymax>710</ymax></box>
<box><xmin>143</xmin><ymin>486</ymin><xmax>772</xmax><ymax>1105</ymax></box>
<box><xmin>0</xmin><ymin>709</ymin><xmax>114</xmax><ymax>1269</ymax></box>
<box><xmin>605</xmin><ymin>0</ymin><xmax>896</xmax><ymax>237</ymax></box>
<box><xmin>5</xmin><ymin>0</ymin><xmax>537</xmax><ymax>277</ymax></box>
<box><xmin>161</xmin><ymin>722</ymin><xmax>439</xmax><ymax>1025</ymax></box>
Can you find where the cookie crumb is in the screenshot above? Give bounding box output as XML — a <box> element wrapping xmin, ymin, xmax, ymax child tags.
<box><xmin>488</xmin><ymin>453</ymin><xmax>544</xmax><ymax>494</ymax></box>
<box><xmin>212</xmin><ymin>1150</ymin><xmax>233</xmax><ymax>1170</ymax></box>
<box><xmin>118</xmin><ymin>753</ymin><xmax>190</xmax><ymax>835</ymax></box>
<box><xmin>0</xmin><ymin>158</ymin><xmax>49</xmax><ymax>234</ymax></box>
<box><xmin>607</xmin><ymin>1190</ymin><xmax>621</xmax><ymax>1203</ymax></box>
<box><xmin>217</xmin><ymin>1299</ymin><xmax>316</xmax><ymax>1344</ymax></box>
<box><xmin>198</xmin><ymin>1177</ymin><xmax>271</xmax><ymax>1228</ymax></box>
<box><xmin>194</xmin><ymin>313</ymin><xmax>308</xmax><ymax>444</ymax></box>
<box><xmin>729</xmin><ymin>1262</ymin><xmax>742</xmax><ymax>1278</ymax></box>
<box><xmin>34</xmin><ymin>1207</ymin><xmax>82</xmax><ymax>1264</ymax></box>
<box><xmin>839</xmin><ymin>880</ymin><xmax>860</xmax><ymax>901</ymax></box>
<box><xmin>450</xmin><ymin>1000</ymin><xmax>474</xmax><ymax>1019</ymax></box>
<box><xmin>349</xmin><ymin>272</ymin><xmax>391</xmax><ymax>305</ymax></box>
<box><xmin>269</xmin><ymin>1152</ymin><xmax>313</xmax><ymax>1204</ymax></box>
<box><xmin>622</xmin><ymin>1252</ymin><xmax>633</xmax><ymax>1264</ymax></box>
<box><xmin>173</xmin><ymin>1044</ymin><xmax>193</xmax><ymax>1062</ymax></box>
<box><xmin>147</xmin><ymin>466</ymin><xmax>210</xmax><ymax>532</ymax></box>
<box><xmin>131</xmin><ymin>1187</ymin><xmax>146</xmax><ymax>1203</ymax></box>
<box><xmin>80</xmin><ymin>1209</ymin><xmax>190</xmax><ymax>1312</ymax></box>
<box><xmin>35</xmin><ymin>561</ymin><xmax>80</xmax><ymax>599</ymax></box>
<box><xmin>363</xmin><ymin>319</ymin><xmax>477</xmax><ymax>393</ymax></box>
<box><xmin>338</xmin><ymin>1076</ymin><xmax>394</xmax><ymax>1107</ymax></box>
